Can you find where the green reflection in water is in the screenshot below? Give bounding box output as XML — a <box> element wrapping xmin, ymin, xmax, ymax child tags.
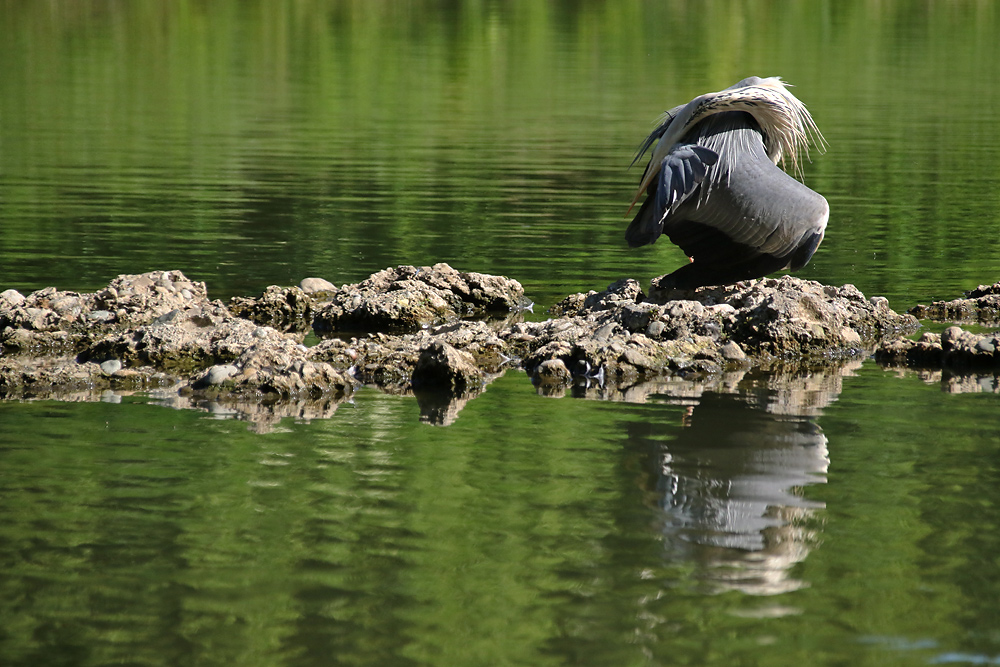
<box><xmin>3</xmin><ymin>1</ymin><xmax>1000</xmax><ymax>665</ymax></box>
<box><xmin>1</xmin><ymin>368</ymin><xmax>999</xmax><ymax>665</ymax></box>
<box><xmin>2</xmin><ymin>0</ymin><xmax>999</xmax><ymax>309</ymax></box>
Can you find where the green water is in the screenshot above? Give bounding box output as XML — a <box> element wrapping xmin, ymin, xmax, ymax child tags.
<box><xmin>2</xmin><ymin>1</ymin><xmax>1000</xmax><ymax>665</ymax></box>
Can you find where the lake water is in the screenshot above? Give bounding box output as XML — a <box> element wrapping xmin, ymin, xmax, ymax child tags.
<box><xmin>2</xmin><ymin>1</ymin><xmax>1000</xmax><ymax>665</ymax></box>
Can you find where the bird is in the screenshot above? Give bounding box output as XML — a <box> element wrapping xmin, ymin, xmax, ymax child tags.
<box><xmin>625</xmin><ymin>76</ymin><xmax>828</xmax><ymax>289</ymax></box>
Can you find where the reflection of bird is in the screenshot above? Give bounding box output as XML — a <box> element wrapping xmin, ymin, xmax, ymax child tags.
<box><xmin>626</xmin><ymin>77</ymin><xmax>828</xmax><ymax>289</ymax></box>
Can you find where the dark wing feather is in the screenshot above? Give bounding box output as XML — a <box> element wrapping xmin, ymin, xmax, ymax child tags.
<box><xmin>626</xmin><ymin>144</ymin><xmax>718</xmax><ymax>248</ymax></box>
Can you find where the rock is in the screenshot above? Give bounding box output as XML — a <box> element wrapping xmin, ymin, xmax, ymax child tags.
<box><xmin>1</xmin><ymin>266</ymin><xmax>926</xmax><ymax>424</ymax></box>
<box><xmin>99</xmin><ymin>359</ymin><xmax>122</xmax><ymax>375</ymax></box>
<box><xmin>533</xmin><ymin>358</ymin><xmax>572</xmax><ymax>384</ymax></box>
<box><xmin>721</xmin><ymin>341</ymin><xmax>747</xmax><ymax>362</ymax></box>
<box><xmin>411</xmin><ymin>341</ymin><xmax>484</xmax><ymax>394</ymax></box>
<box><xmin>300</xmin><ymin>277</ymin><xmax>337</xmax><ymax>295</ymax></box>
<box><xmin>909</xmin><ymin>280</ymin><xmax>1000</xmax><ymax>323</ymax></box>
<box><xmin>312</xmin><ymin>263</ymin><xmax>528</xmax><ymax>334</ymax></box>
<box><xmin>876</xmin><ymin>326</ymin><xmax>999</xmax><ymax>370</ymax></box>
<box><xmin>228</xmin><ymin>285</ymin><xmax>313</xmax><ymax>333</ymax></box>
<box><xmin>0</xmin><ymin>289</ymin><xmax>25</xmax><ymax>308</ymax></box>
<box><xmin>205</xmin><ymin>364</ymin><xmax>239</xmax><ymax>386</ymax></box>
<box><xmin>0</xmin><ymin>270</ymin><xmax>214</xmax><ymax>352</ymax></box>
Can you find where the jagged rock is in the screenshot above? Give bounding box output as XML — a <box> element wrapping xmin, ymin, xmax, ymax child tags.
<box><xmin>0</xmin><ymin>270</ymin><xmax>212</xmax><ymax>351</ymax></box>
<box><xmin>513</xmin><ymin>275</ymin><xmax>914</xmax><ymax>390</ymax></box>
<box><xmin>229</xmin><ymin>285</ymin><xmax>313</xmax><ymax>333</ymax></box>
<box><xmin>0</xmin><ymin>266</ymin><xmax>929</xmax><ymax>423</ymax></box>
<box><xmin>312</xmin><ymin>263</ymin><xmax>529</xmax><ymax>334</ymax></box>
<box><xmin>876</xmin><ymin>326</ymin><xmax>1000</xmax><ymax>369</ymax></box>
<box><xmin>309</xmin><ymin>320</ymin><xmax>510</xmax><ymax>391</ymax></box>
<box><xmin>412</xmin><ymin>341</ymin><xmax>484</xmax><ymax>394</ymax></box>
<box><xmin>908</xmin><ymin>280</ymin><xmax>1000</xmax><ymax>323</ymax></box>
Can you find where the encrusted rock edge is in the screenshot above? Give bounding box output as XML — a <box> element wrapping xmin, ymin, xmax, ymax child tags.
<box><xmin>5</xmin><ymin>264</ymin><xmax>977</xmax><ymax>426</ymax></box>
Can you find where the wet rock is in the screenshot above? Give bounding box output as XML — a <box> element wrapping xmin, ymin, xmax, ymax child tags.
<box><xmin>202</xmin><ymin>364</ymin><xmax>239</xmax><ymax>386</ymax></box>
<box><xmin>409</xmin><ymin>342</ymin><xmax>486</xmax><ymax>425</ymax></box>
<box><xmin>411</xmin><ymin>342</ymin><xmax>484</xmax><ymax>394</ymax></box>
<box><xmin>312</xmin><ymin>263</ymin><xmax>528</xmax><ymax>334</ymax></box>
<box><xmin>0</xmin><ymin>354</ymin><xmax>176</xmax><ymax>398</ymax></box>
<box><xmin>0</xmin><ymin>270</ymin><xmax>213</xmax><ymax>352</ymax></box>
<box><xmin>720</xmin><ymin>341</ymin><xmax>747</xmax><ymax>362</ymax></box>
<box><xmin>1</xmin><ymin>266</ymin><xmax>924</xmax><ymax>423</ymax></box>
<box><xmin>229</xmin><ymin>285</ymin><xmax>313</xmax><ymax>333</ymax></box>
<box><xmin>908</xmin><ymin>280</ymin><xmax>1000</xmax><ymax>323</ymax></box>
<box><xmin>876</xmin><ymin>327</ymin><xmax>999</xmax><ymax>370</ymax></box>
<box><xmin>310</xmin><ymin>319</ymin><xmax>510</xmax><ymax>391</ymax></box>
<box><xmin>533</xmin><ymin>358</ymin><xmax>572</xmax><ymax>384</ymax></box>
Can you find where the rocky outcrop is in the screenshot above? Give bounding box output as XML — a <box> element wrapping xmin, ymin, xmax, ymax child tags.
<box><xmin>312</xmin><ymin>263</ymin><xmax>530</xmax><ymax>334</ymax></box>
<box><xmin>908</xmin><ymin>280</ymin><xmax>1000</xmax><ymax>323</ymax></box>
<box><xmin>0</xmin><ymin>270</ymin><xmax>212</xmax><ymax>352</ymax></box>
<box><xmin>876</xmin><ymin>326</ymin><xmax>999</xmax><ymax>370</ymax></box>
<box><xmin>515</xmin><ymin>275</ymin><xmax>917</xmax><ymax>391</ymax></box>
<box><xmin>0</xmin><ymin>265</ymin><xmax>929</xmax><ymax>426</ymax></box>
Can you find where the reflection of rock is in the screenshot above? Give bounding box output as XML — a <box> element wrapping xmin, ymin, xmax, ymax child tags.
<box><xmin>559</xmin><ymin>359</ymin><xmax>861</xmax><ymax>418</ymax></box>
<box><xmin>149</xmin><ymin>389</ymin><xmax>347</xmax><ymax>434</ymax></box>
<box><xmin>908</xmin><ymin>280</ymin><xmax>1000</xmax><ymax>323</ymax></box>
<box><xmin>413</xmin><ymin>388</ymin><xmax>482</xmax><ymax>426</ymax></box>
<box><xmin>631</xmin><ymin>385</ymin><xmax>831</xmax><ymax>596</ymax></box>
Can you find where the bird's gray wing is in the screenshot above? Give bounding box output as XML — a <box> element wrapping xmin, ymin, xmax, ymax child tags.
<box><xmin>655</xmin><ymin>144</ymin><xmax>719</xmax><ymax>214</ymax></box>
<box><xmin>625</xmin><ymin>143</ymin><xmax>718</xmax><ymax>248</ymax></box>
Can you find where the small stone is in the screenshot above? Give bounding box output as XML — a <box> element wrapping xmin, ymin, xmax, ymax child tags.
<box><xmin>1</xmin><ymin>289</ymin><xmax>25</xmax><ymax>307</ymax></box>
<box><xmin>100</xmin><ymin>359</ymin><xmax>122</xmax><ymax>375</ymax></box>
<box><xmin>870</xmin><ymin>296</ymin><xmax>889</xmax><ymax>309</ymax></box>
<box><xmin>975</xmin><ymin>338</ymin><xmax>995</xmax><ymax>354</ymax></box>
<box><xmin>720</xmin><ymin>341</ymin><xmax>747</xmax><ymax>361</ymax></box>
<box><xmin>646</xmin><ymin>320</ymin><xmax>665</xmax><ymax>337</ymax></box>
<box><xmin>89</xmin><ymin>309</ymin><xmax>115</xmax><ymax>323</ymax></box>
<box><xmin>300</xmin><ymin>277</ymin><xmax>337</xmax><ymax>294</ymax></box>
<box><xmin>840</xmin><ymin>327</ymin><xmax>862</xmax><ymax>345</ymax></box>
<box><xmin>206</xmin><ymin>364</ymin><xmax>239</xmax><ymax>385</ymax></box>
<box><xmin>534</xmin><ymin>358</ymin><xmax>571</xmax><ymax>383</ymax></box>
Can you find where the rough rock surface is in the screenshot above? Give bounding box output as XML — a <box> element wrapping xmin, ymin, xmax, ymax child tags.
<box><xmin>1</xmin><ymin>265</ymin><xmax>931</xmax><ymax>424</ymax></box>
<box><xmin>312</xmin><ymin>263</ymin><xmax>530</xmax><ymax>334</ymax></box>
<box><xmin>517</xmin><ymin>275</ymin><xmax>917</xmax><ymax>390</ymax></box>
<box><xmin>908</xmin><ymin>280</ymin><xmax>1000</xmax><ymax>323</ymax></box>
<box><xmin>229</xmin><ymin>285</ymin><xmax>314</xmax><ymax>333</ymax></box>
<box><xmin>876</xmin><ymin>326</ymin><xmax>1000</xmax><ymax>370</ymax></box>
<box><xmin>0</xmin><ymin>270</ymin><xmax>212</xmax><ymax>351</ymax></box>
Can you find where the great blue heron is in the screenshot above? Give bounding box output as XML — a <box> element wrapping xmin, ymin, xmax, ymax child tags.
<box><xmin>626</xmin><ymin>76</ymin><xmax>828</xmax><ymax>289</ymax></box>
